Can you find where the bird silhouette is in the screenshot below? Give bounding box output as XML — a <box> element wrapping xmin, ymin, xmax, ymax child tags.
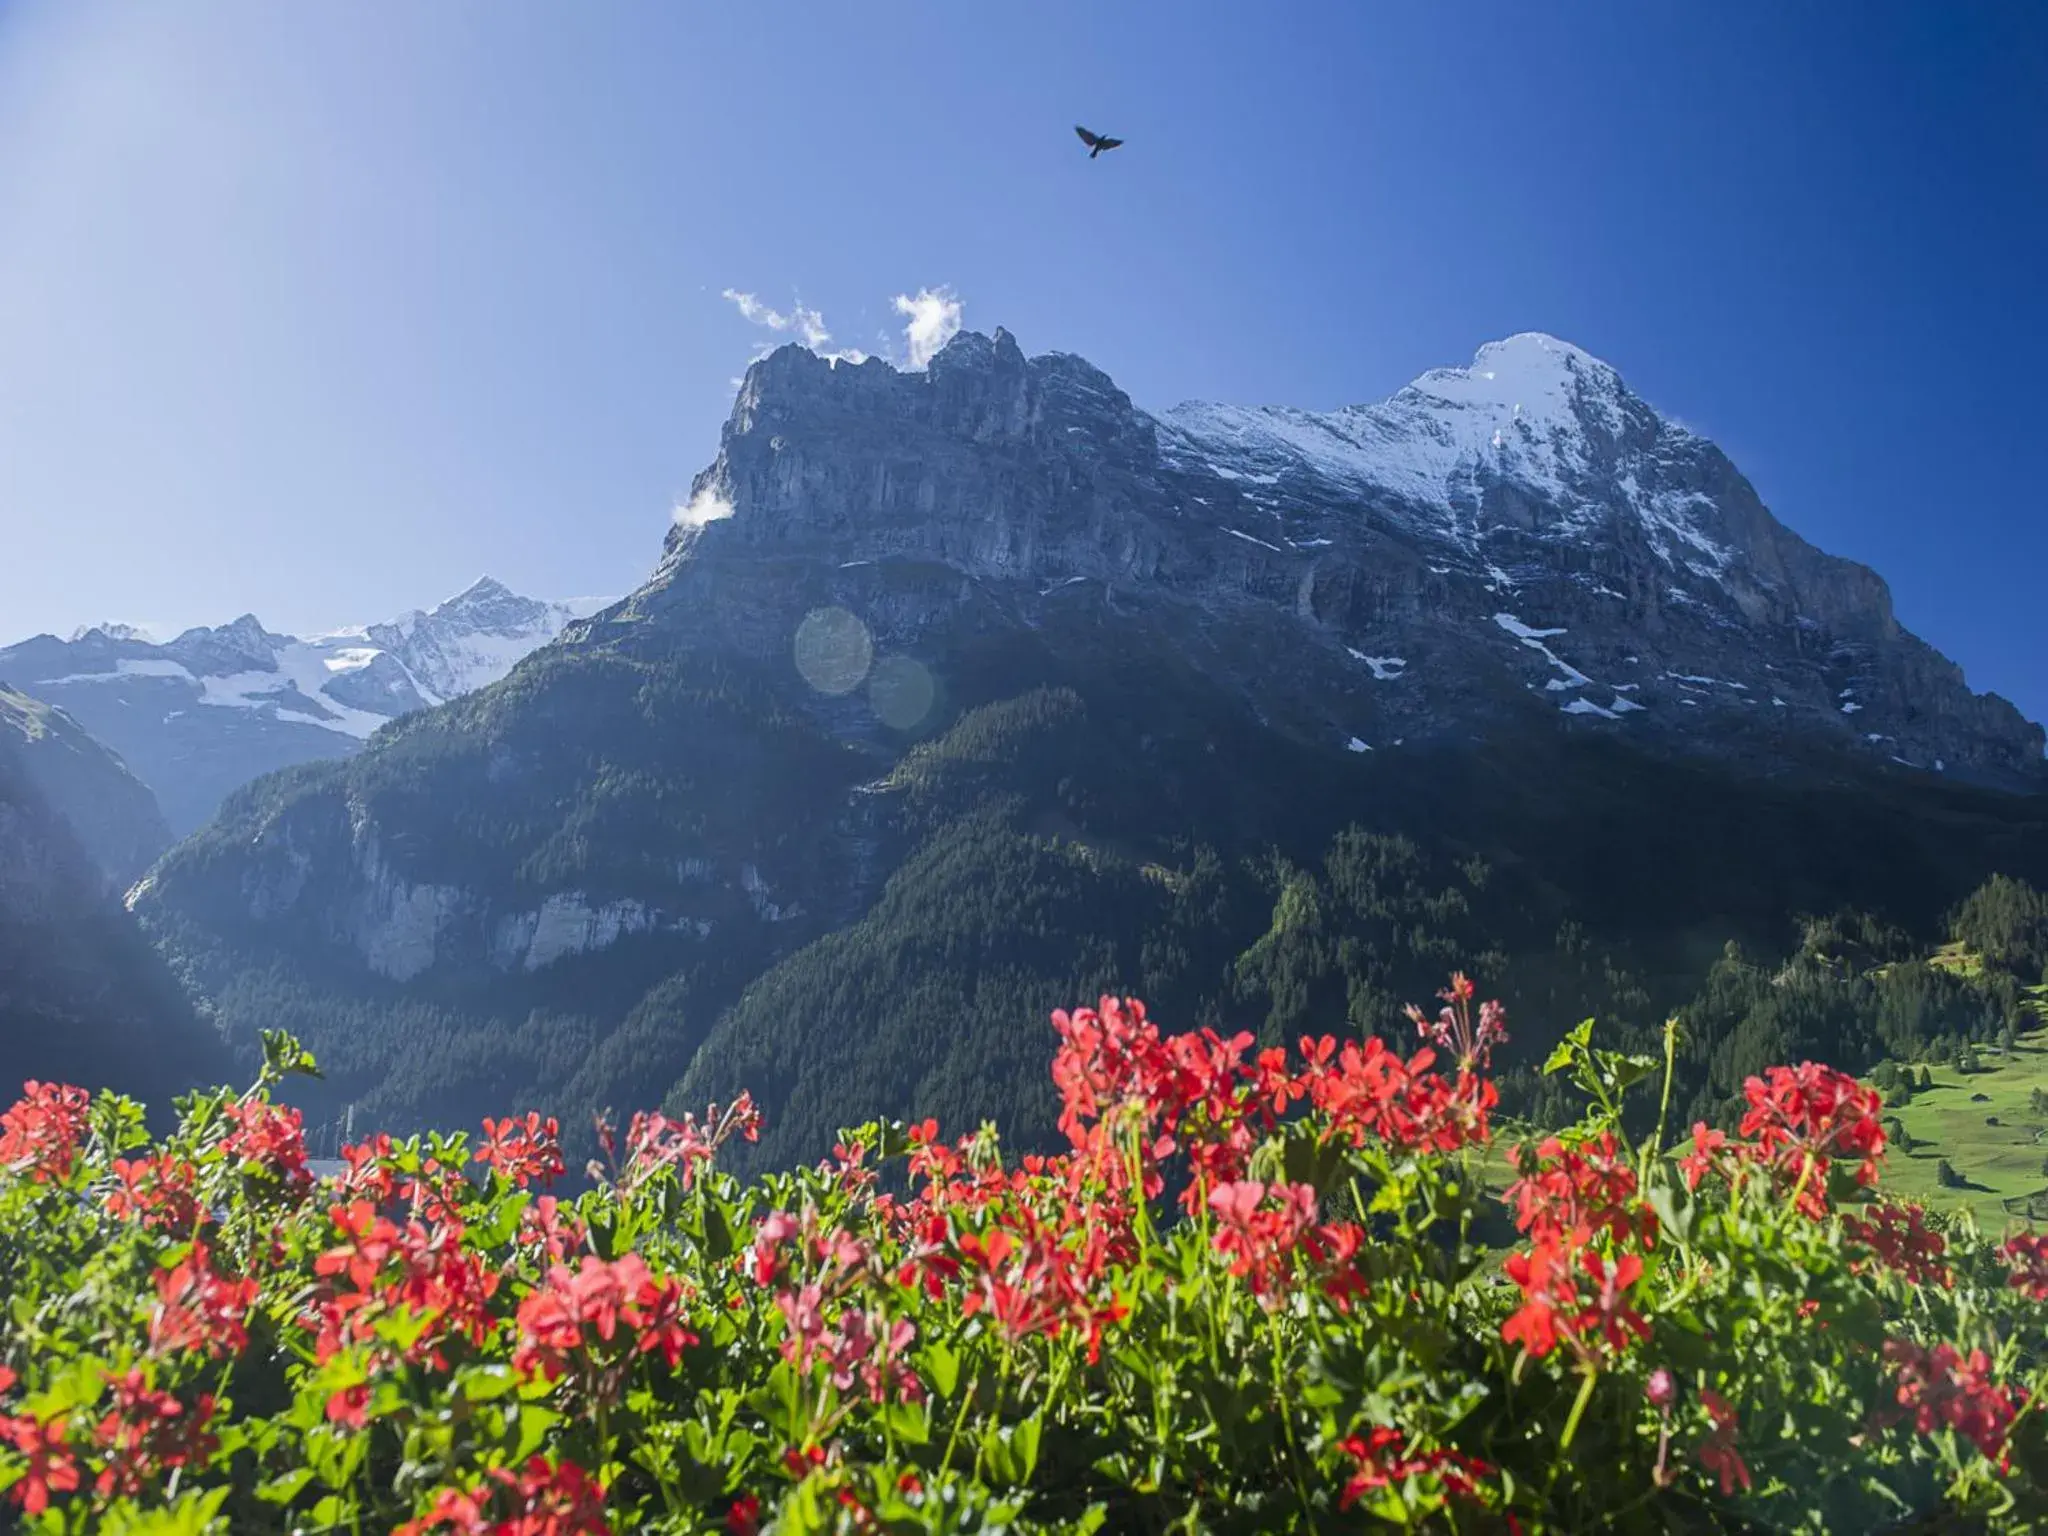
<box><xmin>1074</xmin><ymin>125</ymin><xmax>1124</xmax><ymax>159</ymax></box>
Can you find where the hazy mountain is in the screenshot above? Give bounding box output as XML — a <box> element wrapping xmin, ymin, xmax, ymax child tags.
<box><xmin>0</xmin><ymin>683</ymin><xmax>169</xmax><ymax>888</ymax></box>
<box><xmin>0</xmin><ymin>717</ymin><xmax>226</xmax><ymax>1109</ymax></box>
<box><xmin>0</xmin><ymin>578</ymin><xmax>612</xmax><ymax>835</ymax></box>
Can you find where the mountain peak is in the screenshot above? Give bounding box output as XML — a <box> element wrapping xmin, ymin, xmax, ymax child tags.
<box><xmin>665</xmin><ymin>324</ymin><xmax>2042</xmax><ymax>785</ymax></box>
<box><xmin>444</xmin><ymin>576</ymin><xmax>513</xmax><ymax>606</ymax></box>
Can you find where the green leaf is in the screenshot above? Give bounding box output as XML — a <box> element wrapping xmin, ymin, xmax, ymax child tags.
<box><xmin>1543</xmin><ymin>1021</ymin><xmax>1593</xmax><ymax>1076</ymax></box>
<box><xmin>1646</xmin><ymin>1178</ymin><xmax>1695</xmax><ymax>1245</ymax></box>
<box><xmin>885</xmin><ymin>1397</ymin><xmax>931</xmax><ymax>1447</ymax></box>
<box><xmin>256</xmin><ymin>1467</ymin><xmax>317</xmax><ymax>1505</ymax></box>
<box><xmin>921</xmin><ymin>1340</ymin><xmax>961</xmax><ymax>1399</ymax></box>
<box><xmin>1011</xmin><ymin>1413</ymin><xmax>1044</xmax><ymax>1482</ymax></box>
<box><xmin>259</xmin><ymin>1028</ymin><xmax>322</xmax><ymax>1081</ymax></box>
<box><xmin>459</xmin><ymin>1363</ymin><xmax>522</xmax><ymax>1404</ymax></box>
<box><xmin>511</xmin><ymin>1402</ymin><xmax>562</xmax><ymax>1461</ymax></box>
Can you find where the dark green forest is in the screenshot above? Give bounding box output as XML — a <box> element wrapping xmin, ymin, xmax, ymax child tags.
<box><xmin>121</xmin><ymin>617</ymin><xmax>2048</xmax><ymax>1173</ymax></box>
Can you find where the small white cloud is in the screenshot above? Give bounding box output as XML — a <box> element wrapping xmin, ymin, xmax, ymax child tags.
<box><xmin>672</xmin><ymin>486</ymin><xmax>735</xmax><ymax>529</ymax></box>
<box><xmin>892</xmin><ymin>286</ymin><xmax>963</xmax><ymax>369</ymax></box>
<box><xmin>722</xmin><ymin>289</ymin><xmax>833</xmax><ymax>350</ymax></box>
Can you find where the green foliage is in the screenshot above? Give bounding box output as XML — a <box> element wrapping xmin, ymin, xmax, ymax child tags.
<box><xmin>131</xmin><ymin>617</ymin><xmax>2048</xmax><ymax>1174</ymax></box>
<box><xmin>1950</xmin><ymin>874</ymin><xmax>2048</xmax><ymax>977</ymax></box>
<box><xmin>0</xmin><ymin>1000</ymin><xmax>2042</xmax><ymax>1535</ymax></box>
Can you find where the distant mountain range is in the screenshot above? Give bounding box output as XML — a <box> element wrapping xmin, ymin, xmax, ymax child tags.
<box><xmin>0</xmin><ymin>578</ymin><xmax>612</xmax><ymax>836</ymax></box>
<box><xmin>123</xmin><ymin>328</ymin><xmax>2048</xmax><ymax>1165</ymax></box>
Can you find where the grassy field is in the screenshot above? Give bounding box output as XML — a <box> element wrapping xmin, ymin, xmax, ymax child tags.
<box><xmin>1875</xmin><ymin>1018</ymin><xmax>2048</xmax><ymax>1228</ymax></box>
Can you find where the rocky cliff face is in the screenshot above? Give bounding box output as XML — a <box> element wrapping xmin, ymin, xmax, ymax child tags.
<box><xmin>615</xmin><ymin>329</ymin><xmax>2039</xmax><ymax>785</ymax></box>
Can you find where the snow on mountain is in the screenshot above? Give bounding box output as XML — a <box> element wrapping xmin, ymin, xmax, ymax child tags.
<box><xmin>0</xmin><ymin>578</ymin><xmax>613</xmax><ymax>833</ymax></box>
<box><xmin>38</xmin><ymin>578</ymin><xmax>607</xmax><ymax>743</ymax></box>
<box><xmin>1158</xmin><ymin>332</ymin><xmax>1735</xmax><ymax>574</ymax></box>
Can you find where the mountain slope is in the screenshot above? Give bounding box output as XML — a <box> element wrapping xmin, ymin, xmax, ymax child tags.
<box><xmin>0</xmin><ymin>683</ymin><xmax>170</xmax><ymax>887</ymax></box>
<box><xmin>0</xmin><ymin>725</ymin><xmax>227</xmax><ymax>1109</ymax></box>
<box><xmin>0</xmin><ymin>578</ymin><xmax>611</xmax><ymax>835</ymax></box>
<box><xmin>132</xmin><ymin>330</ymin><xmax>2048</xmax><ymax>1162</ymax></box>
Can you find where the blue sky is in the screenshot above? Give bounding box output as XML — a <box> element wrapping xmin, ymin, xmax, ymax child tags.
<box><xmin>1</xmin><ymin>2</ymin><xmax>2042</xmax><ymax>723</ymax></box>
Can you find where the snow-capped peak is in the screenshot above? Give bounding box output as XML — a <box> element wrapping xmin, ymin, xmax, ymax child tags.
<box><xmin>1396</xmin><ymin>333</ymin><xmax>1626</xmax><ymax>437</ymax></box>
<box><xmin>11</xmin><ymin>578</ymin><xmax>612</xmax><ymax>744</ymax></box>
<box><xmin>1156</xmin><ymin>332</ymin><xmax>1730</xmax><ymax>574</ymax></box>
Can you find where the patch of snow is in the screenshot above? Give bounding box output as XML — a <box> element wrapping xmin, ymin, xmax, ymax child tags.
<box><xmin>1841</xmin><ymin>701</ymin><xmax>1863</xmax><ymax>715</ymax></box>
<box><xmin>1771</xmin><ymin>697</ymin><xmax>1787</xmax><ymax>707</ymax></box>
<box><xmin>1161</xmin><ymin>336</ymin><xmax>1731</xmax><ymax>565</ymax></box>
<box><xmin>1613</xmin><ymin>683</ymin><xmax>1640</xmax><ymax>692</ymax></box>
<box><xmin>1492</xmin><ymin>614</ymin><xmax>1566</xmax><ymax>642</ymax></box>
<box><xmin>1291</xmin><ymin>537</ymin><xmax>1335</xmax><ymax>549</ymax></box>
<box><xmin>1225</xmin><ymin>527</ymin><xmax>1285</xmax><ymax>553</ymax></box>
<box><xmin>839</xmin><ymin>560</ymin><xmax>874</xmax><ymax>569</ymax></box>
<box><xmin>1039</xmin><ymin>575</ymin><xmax>1090</xmax><ymax>596</ymax></box>
<box><xmin>1492</xmin><ymin>612</ymin><xmax>1590</xmax><ymax>688</ymax></box>
<box><xmin>1936</xmin><ymin>759</ymin><xmax>1945</xmax><ymax>772</ymax></box>
<box><xmin>42</xmin><ymin>657</ymin><xmax>195</xmax><ymax>685</ymax></box>
<box><xmin>1562</xmin><ymin>698</ymin><xmax>1618</xmax><ymax>719</ymax></box>
<box><xmin>1346</xmin><ymin>649</ymin><xmax>1407</xmax><ymax>680</ymax></box>
<box><xmin>1346</xmin><ymin>737</ymin><xmax>1372</xmax><ymax>753</ymax></box>
<box><xmin>1610</xmin><ymin>696</ymin><xmax>1646</xmax><ymax>713</ymax></box>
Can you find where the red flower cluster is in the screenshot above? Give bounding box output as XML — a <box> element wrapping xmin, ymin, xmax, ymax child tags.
<box><xmin>333</xmin><ymin>1132</ymin><xmax>400</xmax><ymax>1202</ymax></box>
<box><xmin>1300</xmin><ymin>1035</ymin><xmax>1496</xmax><ymax>1158</ymax></box>
<box><xmin>518</xmin><ymin>1194</ymin><xmax>588</xmax><ymax>1263</ymax></box>
<box><xmin>220</xmin><ymin>1096</ymin><xmax>313</xmax><ymax>1199</ymax></box>
<box><xmin>1403</xmin><ymin>972</ymin><xmax>1509</xmax><ymax>1073</ymax></box>
<box><xmin>1</xmin><ymin>1412</ymin><xmax>78</xmax><ymax>1515</ymax></box>
<box><xmin>1502</xmin><ymin>1244</ymin><xmax>1649</xmax><ymax>1364</ymax></box>
<box><xmin>954</xmin><ymin>1215</ymin><xmax>1130</xmax><ymax>1366</ymax></box>
<box><xmin>1842</xmin><ymin>1204</ymin><xmax>1950</xmax><ymax>1289</ymax></box>
<box><xmin>149</xmin><ymin>1242</ymin><xmax>259</xmax><ymax>1359</ymax></box>
<box><xmin>1505</xmin><ymin>1130</ymin><xmax>1650</xmax><ymax>1250</ymax></box>
<box><xmin>774</xmin><ymin>1290</ymin><xmax>923</xmax><ymax>1405</ymax></box>
<box><xmin>1337</xmin><ymin>1426</ymin><xmax>1495</xmax><ymax>1510</ymax></box>
<box><xmin>90</xmin><ymin>1368</ymin><xmax>218</xmax><ymax>1499</ymax></box>
<box><xmin>305</xmin><ymin>1201</ymin><xmax>501</xmax><ymax>1406</ymax></box>
<box><xmin>0</xmin><ymin>1081</ymin><xmax>91</xmax><ymax>1184</ymax></box>
<box><xmin>602</xmin><ymin>1091</ymin><xmax>763</xmax><ymax>1193</ymax></box>
<box><xmin>105</xmin><ymin>1151</ymin><xmax>205</xmax><ymax>1233</ymax></box>
<box><xmin>1880</xmin><ymin>1337</ymin><xmax>2022</xmax><ymax>1462</ymax></box>
<box><xmin>1206</xmin><ymin>1179</ymin><xmax>1366</xmax><ymax>1308</ymax></box>
<box><xmin>1051</xmin><ymin>997</ymin><xmax>1272</xmax><ymax>1206</ymax></box>
<box><xmin>396</xmin><ymin>1456</ymin><xmax>608</xmax><ymax>1536</ymax></box>
<box><xmin>513</xmin><ymin>1253</ymin><xmax>695</xmax><ymax>1387</ymax></box>
<box><xmin>1738</xmin><ymin>1063</ymin><xmax>1885</xmax><ymax>1219</ymax></box>
<box><xmin>1500</xmin><ymin>1129</ymin><xmax>1652</xmax><ymax>1367</ymax></box>
<box><xmin>2000</xmin><ymin>1231</ymin><xmax>2048</xmax><ymax>1302</ymax></box>
<box><xmin>1695</xmin><ymin>1390</ymin><xmax>1751</xmax><ymax>1495</ymax></box>
<box><xmin>1677</xmin><ymin>1122</ymin><xmax>1728</xmax><ymax>1191</ymax></box>
<box><xmin>476</xmin><ymin>1113</ymin><xmax>566</xmax><ymax>1190</ymax></box>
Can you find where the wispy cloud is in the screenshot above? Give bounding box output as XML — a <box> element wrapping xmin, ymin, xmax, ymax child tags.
<box><xmin>721</xmin><ymin>289</ymin><xmax>832</xmax><ymax>349</ymax></box>
<box><xmin>892</xmin><ymin>287</ymin><xmax>963</xmax><ymax>369</ymax></box>
<box><xmin>672</xmin><ymin>485</ymin><xmax>735</xmax><ymax>530</ymax></box>
<box><xmin>721</xmin><ymin>284</ymin><xmax>962</xmax><ymax>375</ymax></box>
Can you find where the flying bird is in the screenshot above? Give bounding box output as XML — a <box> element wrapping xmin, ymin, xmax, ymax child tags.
<box><xmin>1074</xmin><ymin>125</ymin><xmax>1124</xmax><ymax>159</ymax></box>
